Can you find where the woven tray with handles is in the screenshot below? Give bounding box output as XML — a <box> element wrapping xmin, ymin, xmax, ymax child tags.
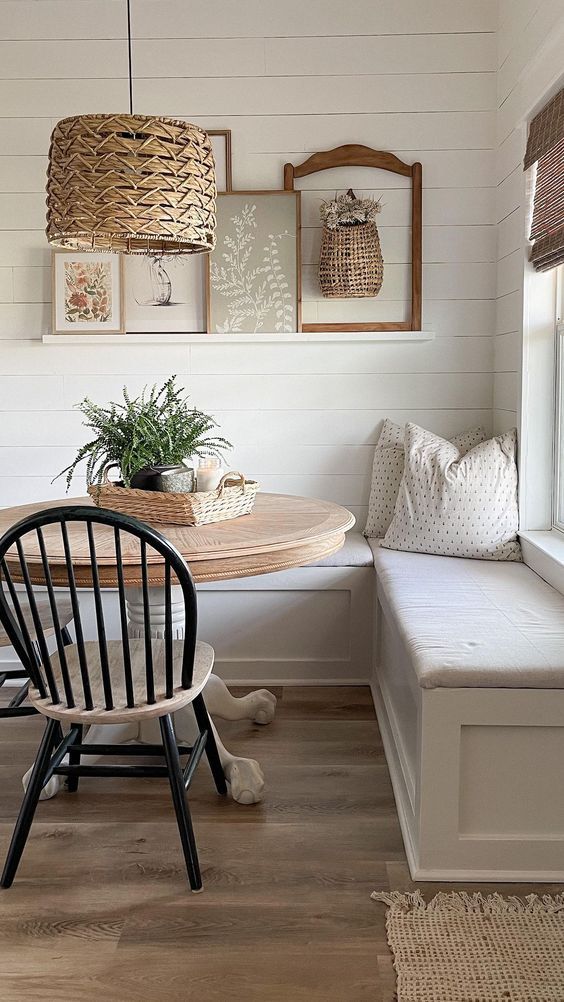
<box><xmin>87</xmin><ymin>469</ymin><xmax>259</xmax><ymax>526</ymax></box>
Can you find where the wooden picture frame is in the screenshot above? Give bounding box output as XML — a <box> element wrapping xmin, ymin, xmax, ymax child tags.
<box><xmin>51</xmin><ymin>250</ymin><xmax>124</xmax><ymax>335</ymax></box>
<box><xmin>283</xmin><ymin>144</ymin><xmax>422</xmax><ymax>332</ymax></box>
<box><xmin>207</xmin><ymin>129</ymin><xmax>232</xmax><ymax>192</ymax></box>
<box><xmin>206</xmin><ymin>191</ymin><xmax>302</xmax><ymax>334</ymax></box>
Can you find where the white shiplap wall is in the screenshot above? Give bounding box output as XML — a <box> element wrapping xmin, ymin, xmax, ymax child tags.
<box><xmin>494</xmin><ymin>0</ymin><xmax>564</xmax><ymax>435</ymax></box>
<box><xmin>0</xmin><ymin>0</ymin><xmax>498</xmax><ymax>523</ymax></box>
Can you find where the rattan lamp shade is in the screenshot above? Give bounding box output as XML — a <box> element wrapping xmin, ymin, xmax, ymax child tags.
<box><xmin>46</xmin><ymin>114</ymin><xmax>216</xmax><ymax>254</ymax></box>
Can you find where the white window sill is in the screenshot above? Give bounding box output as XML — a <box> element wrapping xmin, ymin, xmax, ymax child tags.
<box><xmin>41</xmin><ymin>330</ymin><xmax>435</xmax><ymax>345</ymax></box>
<box><xmin>519</xmin><ymin>529</ymin><xmax>564</xmax><ymax>596</ymax></box>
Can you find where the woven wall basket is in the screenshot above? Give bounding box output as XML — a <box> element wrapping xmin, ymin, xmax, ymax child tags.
<box><xmin>46</xmin><ymin>114</ymin><xmax>216</xmax><ymax>254</ymax></box>
<box><xmin>318</xmin><ymin>221</ymin><xmax>383</xmax><ymax>298</ymax></box>
<box><xmin>88</xmin><ymin>472</ymin><xmax>259</xmax><ymax>526</ymax></box>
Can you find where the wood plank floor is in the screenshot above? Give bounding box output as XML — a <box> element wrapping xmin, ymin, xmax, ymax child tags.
<box><xmin>0</xmin><ymin>686</ymin><xmax>561</xmax><ymax>1002</ymax></box>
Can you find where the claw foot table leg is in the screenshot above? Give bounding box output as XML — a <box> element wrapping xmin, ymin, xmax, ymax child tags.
<box><xmin>204</xmin><ymin>674</ymin><xmax>277</xmax><ymax>725</ymax></box>
<box><xmin>167</xmin><ymin>709</ymin><xmax>265</xmax><ymax>805</ymax></box>
<box><xmin>22</xmin><ymin>764</ymin><xmax>61</xmax><ymax>801</ymax></box>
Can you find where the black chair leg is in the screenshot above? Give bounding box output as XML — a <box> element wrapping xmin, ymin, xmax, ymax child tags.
<box><xmin>59</xmin><ymin>629</ymin><xmax>80</xmax><ymax>790</ymax></box>
<box><xmin>192</xmin><ymin>694</ymin><xmax>228</xmax><ymax>796</ymax></box>
<box><xmin>61</xmin><ymin>626</ymin><xmax>74</xmax><ymax>646</ymax></box>
<box><xmin>1</xmin><ymin>717</ymin><xmax>59</xmax><ymax>888</ymax></box>
<box><xmin>159</xmin><ymin>714</ymin><xmax>202</xmax><ymax>892</ymax></box>
<box><xmin>66</xmin><ymin>724</ymin><xmax>83</xmax><ymax>792</ymax></box>
<box><xmin>8</xmin><ymin>679</ymin><xmax>30</xmax><ymax>709</ymax></box>
<box><xmin>0</xmin><ymin>678</ymin><xmax>36</xmax><ymax>719</ymax></box>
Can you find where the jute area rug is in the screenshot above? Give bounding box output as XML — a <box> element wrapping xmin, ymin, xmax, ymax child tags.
<box><xmin>372</xmin><ymin>890</ymin><xmax>564</xmax><ymax>1002</ymax></box>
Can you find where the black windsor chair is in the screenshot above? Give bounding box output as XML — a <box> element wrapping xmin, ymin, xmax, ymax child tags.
<box><xmin>0</xmin><ymin>505</ymin><xmax>226</xmax><ymax>892</ymax></box>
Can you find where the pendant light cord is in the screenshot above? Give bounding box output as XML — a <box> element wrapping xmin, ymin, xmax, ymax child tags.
<box><xmin>126</xmin><ymin>0</ymin><xmax>133</xmax><ymax>115</ymax></box>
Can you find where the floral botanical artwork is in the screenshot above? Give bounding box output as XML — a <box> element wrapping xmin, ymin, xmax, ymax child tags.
<box><xmin>64</xmin><ymin>260</ymin><xmax>112</xmax><ymax>323</ymax></box>
<box><xmin>207</xmin><ymin>192</ymin><xmax>300</xmax><ymax>334</ymax></box>
<box><xmin>52</xmin><ymin>252</ymin><xmax>124</xmax><ymax>334</ymax></box>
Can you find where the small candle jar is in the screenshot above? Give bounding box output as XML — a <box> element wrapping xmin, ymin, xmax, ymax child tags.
<box><xmin>196</xmin><ymin>457</ymin><xmax>224</xmax><ymax>492</ymax></box>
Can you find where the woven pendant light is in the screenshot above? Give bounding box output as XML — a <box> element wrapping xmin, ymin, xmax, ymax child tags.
<box><xmin>46</xmin><ymin>113</ymin><xmax>216</xmax><ymax>254</ymax></box>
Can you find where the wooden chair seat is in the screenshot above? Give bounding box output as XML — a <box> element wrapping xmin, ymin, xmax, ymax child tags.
<box><xmin>0</xmin><ymin>595</ymin><xmax>73</xmax><ymax>648</ymax></box>
<box><xmin>29</xmin><ymin>640</ymin><xmax>215</xmax><ymax>724</ymax></box>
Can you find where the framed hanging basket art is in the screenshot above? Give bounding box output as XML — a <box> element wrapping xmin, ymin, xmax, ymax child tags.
<box><xmin>283</xmin><ymin>144</ymin><xmax>422</xmax><ymax>332</ymax></box>
<box><xmin>318</xmin><ymin>187</ymin><xmax>384</xmax><ymax>299</ymax></box>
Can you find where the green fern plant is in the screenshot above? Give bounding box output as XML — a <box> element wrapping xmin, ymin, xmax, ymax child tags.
<box><xmin>55</xmin><ymin>376</ymin><xmax>231</xmax><ymax>490</ymax></box>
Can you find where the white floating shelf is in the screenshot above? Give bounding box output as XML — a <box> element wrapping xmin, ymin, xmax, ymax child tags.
<box><xmin>42</xmin><ymin>331</ymin><xmax>434</xmax><ymax>345</ymax></box>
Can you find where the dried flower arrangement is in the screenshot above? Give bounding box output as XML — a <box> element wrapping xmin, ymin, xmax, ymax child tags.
<box><xmin>319</xmin><ymin>188</ymin><xmax>382</xmax><ymax>230</ymax></box>
<box><xmin>318</xmin><ymin>188</ymin><xmax>384</xmax><ymax>298</ymax></box>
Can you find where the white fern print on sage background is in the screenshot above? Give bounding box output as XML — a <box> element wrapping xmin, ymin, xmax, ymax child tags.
<box><xmin>209</xmin><ymin>193</ymin><xmax>299</xmax><ymax>334</ymax></box>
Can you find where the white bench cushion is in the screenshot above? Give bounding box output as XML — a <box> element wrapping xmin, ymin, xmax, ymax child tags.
<box><xmin>312</xmin><ymin>531</ymin><xmax>374</xmax><ymax>567</ymax></box>
<box><xmin>370</xmin><ymin>541</ymin><xmax>564</xmax><ymax>688</ymax></box>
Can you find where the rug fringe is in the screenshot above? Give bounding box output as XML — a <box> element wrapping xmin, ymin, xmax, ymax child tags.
<box><xmin>371</xmin><ymin>890</ymin><xmax>564</xmax><ymax>915</ymax></box>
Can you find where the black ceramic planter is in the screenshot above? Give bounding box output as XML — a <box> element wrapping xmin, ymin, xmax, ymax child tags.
<box><xmin>130</xmin><ymin>465</ymin><xmax>185</xmax><ymax>492</ymax></box>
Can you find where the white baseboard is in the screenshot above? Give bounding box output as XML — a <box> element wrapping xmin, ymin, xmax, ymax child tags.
<box><xmin>410</xmin><ymin>865</ymin><xmax>564</xmax><ymax>882</ymax></box>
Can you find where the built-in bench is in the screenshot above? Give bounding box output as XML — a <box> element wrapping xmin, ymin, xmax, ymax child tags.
<box><xmin>369</xmin><ymin>542</ymin><xmax>564</xmax><ymax>883</ymax></box>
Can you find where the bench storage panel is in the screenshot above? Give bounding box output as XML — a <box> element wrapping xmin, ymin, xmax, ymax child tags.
<box><xmin>196</xmin><ymin>531</ymin><xmax>374</xmax><ymax>685</ymax></box>
<box><xmin>198</xmin><ymin>562</ymin><xmax>374</xmax><ymax>684</ymax></box>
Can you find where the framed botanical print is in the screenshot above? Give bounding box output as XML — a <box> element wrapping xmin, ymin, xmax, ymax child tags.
<box><xmin>124</xmin><ymin>128</ymin><xmax>232</xmax><ymax>334</ymax></box>
<box><xmin>52</xmin><ymin>251</ymin><xmax>124</xmax><ymax>334</ymax></box>
<box><xmin>206</xmin><ymin>191</ymin><xmax>302</xmax><ymax>334</ymax></box>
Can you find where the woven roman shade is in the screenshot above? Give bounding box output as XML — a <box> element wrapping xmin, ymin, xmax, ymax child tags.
<box><xmin>46</xmin><ymin>114</ymin><xmax>216</xmax><ymax>254</ymax></box>
<box><xmin>524</xmin><ymin>88</ymin><xmax>564</xmax><ymax>273</ymax></box>
<box><xmin>529</xmin><ymin>137</ymin><xmax>564</xmax><ymax>271</ymax></box>
<box><xmin>524</xmin><ymin>88</ymin><xmax>564</xmax><ymax>169</ymax></box>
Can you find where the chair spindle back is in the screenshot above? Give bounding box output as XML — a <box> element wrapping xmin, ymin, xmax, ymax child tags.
<box><xmin>0</xmin><ymin>506</ymin><xmax>198</xmax><ymax>714</ymax></box>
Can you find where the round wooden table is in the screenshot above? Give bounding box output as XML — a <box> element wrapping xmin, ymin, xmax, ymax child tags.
<box><xmin>0</xmin><ymin>493</ymin><xmax>355</xmax><ymax>805</ymax></box>
<box><xmin>0</xmin><ymin>492</ymin><xmax>355</xmax><ymax>586</ymax></box>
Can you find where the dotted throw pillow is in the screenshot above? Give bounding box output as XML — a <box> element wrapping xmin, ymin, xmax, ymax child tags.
<box><xmin>364</xmin><ymin>420</ymin><xmax>486</xmax><ymax>539</ymax></box>
<box><xmin>382</xmin><ymin>423</ymin><xmax>521</xmax><ymax>561</ymax></box>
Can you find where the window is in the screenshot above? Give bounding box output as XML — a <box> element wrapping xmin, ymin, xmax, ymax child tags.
<box><xmin>522</xmin><ymin>88</ymin><xmax>564</xmax><ymax>534</ymax></box>
<box><xmin>553</xmin><ymin>266</ymin><xmax>564</xmax><ymax>530</ymax></box>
